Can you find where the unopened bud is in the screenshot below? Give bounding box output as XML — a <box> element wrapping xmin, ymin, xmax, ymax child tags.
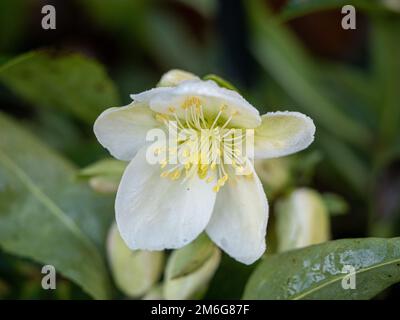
<box><xmin>164</xmin><ymin>234</ymin><xmax>221</xmax><ymax>300</ymax></box>
<box><xmin>158</xmin><ymin>69</ymin><xmax>199</xmax><ymax>87</ymax></box>
<box><xmin>107</xmin><ymin>224</ymin><xmax>164</xmax><ymax>297</ymax></box>
<box><xmin>276</xmin><ymin>188</ymin><xmax>331</xmax><ymax>252</ymax></box>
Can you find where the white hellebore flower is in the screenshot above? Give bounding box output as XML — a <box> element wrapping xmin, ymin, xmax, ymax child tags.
<box><xmin>94</xmin><ymin>70</ymin><xmax>315</xmax><ymax>265</ymax></box>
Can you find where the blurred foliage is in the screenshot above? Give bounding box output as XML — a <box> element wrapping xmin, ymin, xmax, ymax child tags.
<box><xmin>0</xmin><ymin>51</ymin><xmax>120</xmax><ymax>124</ymax></box>
<box><xmin>0</xmin><ymin>0</ymin><xmax>399</xmax><ymax>300</ymax></box>
<box><xmin>0</xmin><ymin>113</ymin><xmax>113</xmax><ymax>299</ymax></box>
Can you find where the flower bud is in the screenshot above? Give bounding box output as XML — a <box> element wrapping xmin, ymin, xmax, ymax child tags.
<box><xmin>79</xmin><ymin>159</ymin><xmax>126</xmax><ymax>194</ymax></box>
<box><xmin>164</xmin><ymin>234</ymin><xmax>221</xmax><ymax>300</ymax></box>
<box><xmin>157</xmin><ymin>69</ymin><xmax>199</xmax><ymax>87</ymax></box>
<box><xmin>107</xmin><ymin>224</ymin><xmax>164</xmax><ymax>297</ymax></box>
<box><xmin>276</xmin><ymin>188</ymin><xmax>330</xmax><ymax>252</ymax></box>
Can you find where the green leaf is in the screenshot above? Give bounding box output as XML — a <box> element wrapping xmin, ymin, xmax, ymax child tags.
<box><xmin>243</xmin><ymin>237</ymin><xmax>400</xmax><ymax>299</ymax></box>
<box><xmin>203</xmin><ymin>74</ymin><xmax>240</xmax><ymax>92</ymax></box>
<box><xmin>0</xmin><ymin>112</ymin><xmax>113</xmax><ymax>299</ymax></box>
<box><xmin>79</xmin><ymin>158</ymin><xmax>127</xmax><ymax>179</ymax></box>
<box><xmin>0</xmin><ymin>51</ymin><xmax>119</xmax><ymax>124</ymax></box>
<box><xmin>246</xmin><ymin>0</ymin><xmax>372</xmax><ymax>148</ymax></box>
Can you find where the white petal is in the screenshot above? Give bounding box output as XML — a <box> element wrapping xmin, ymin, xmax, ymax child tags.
<box><xmin>254</xmin><ymin>111</ymin><xmax>315</xmax><ymax>159</ymax></box>
<box><xmin>132</xmin><ymin>79</ymin><xmax>261</xmax><ymax>128</ymax></box>
<box><xmin>116</xmin><ymin>148</ymin><xmax>216</xmax><ymax>250</ymax></box>
<box><xmin>130</xmin><ymin>87</ymin><xmax>172</xmax><ymax>103</ymax></box>
<box><xmin>206</xmin><ymin>165</ymin><xmax>269</xmax><ymax>264</ymax></box>
<box><xmin>94</xmin><ymin>103</ymin><xmax>159</xmax><ymax>161</ymax></box>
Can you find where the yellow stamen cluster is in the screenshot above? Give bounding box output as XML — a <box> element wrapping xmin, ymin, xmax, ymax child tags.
<box><xmin>154</xmin><ymin>96</ymin><xmax>250</xmax><ymax>192</ymax></box>
<box><xmin>182</xmin><ymin>96</ymin><xmax>201</xmax><ymax>110</ymax></box>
